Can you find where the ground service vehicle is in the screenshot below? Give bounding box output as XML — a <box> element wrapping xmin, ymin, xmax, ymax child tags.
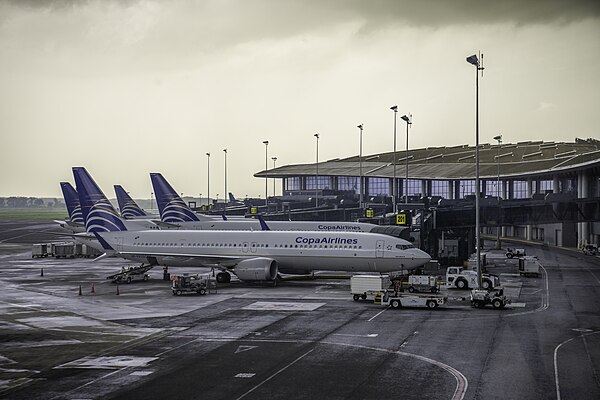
<box><xmin>518</xmin><ymin>256</ymin><xmax>541</xmax><ymax>277</ymax></box>
<box><xmin>351</xmin><ymin>275</ymin><xmax>391</xmax><ymax>301</ymax></box>
<box><xmin>172</xmin><ymin>275</ymin><xmax>208</xmax><ymax>296</ymax></box>
<box><xmin>446</xmin><ymin>266</ymin><xmax>499</xmax><ymax>290</ymax></box>
<box><xmin>506</xmin><ymin>248</ymin><xmax>526</xmax><ymax>258</ymax></box>
<box><xmin>107</xmin><ymin>265</ymin><xmax>153</xmax><ymax>284</ymax></box>
<box><xmin>376</xmin><ymin>290</ymin><xmax>447</xmax><ymax>309</ymax></box>
<box><xmin>407</xmin><ymin>275</ymin><xmax>440</xmax><ymax>293</ymax></box>
<box><xmin>32</xmin><ymin>244</ymin><xmax>49</xmax><ymax>258</ymax></box>
<box><xmin>470</xmin><ymin>289</ymin><xmax>510</xmax><ymax>309</ymax></box>
<box><xmin>582</xmin><ymin>244</ymin><xmax>598</xmax><ymax>256</ymax></box>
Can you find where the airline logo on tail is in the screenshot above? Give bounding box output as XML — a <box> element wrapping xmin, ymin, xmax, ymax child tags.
<box><xmin>73</xmin><ymin>167</ymin><xmax>127</xmax><ymax>233</ymax></box>
<box><xmin>150</xmin><ymin>173</ymin><xmax>200</xmax><ymax>223</ymax></box>
<box><xmin>60</xmin><ymin>182</ymin><xmax>84</xmax><ymax>224</ymax></box>
<box><xmin>114</xmin><ymin>185</ymin><xmax>148</xmax><ymax>218</ymax></box>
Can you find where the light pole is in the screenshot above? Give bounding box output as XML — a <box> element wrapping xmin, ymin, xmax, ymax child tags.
<box><xmin>206</xmin><ymin>152</ymin><xmax>210</xmax><ymax>206</ymax></box>
<box><xmin>493</xmin><ymin>134</ymin><xmax>502</xmax><ymax>250</ymax></box>
<box><xmin>263</xmin><ymin>140</ymin><xmax>269</xmax><ymax>206</ymax></box>
<box><xmin>357</xmin><ymin>124</ymin><xmax>364</xmax><ymax>209</ymax></box>
<box><xmin>271</xmin><ymin>157</ymin><xmax>277</xmax><ymax>196</ymax></box>
<box><xmin>314</xmin><ymin>133</ymin><xmax>320</xmax><ymax>208</ymax></box>
<box><xmin>467</xmin><ymin>52</ymin><xmax>484</xmax><ymax>287</ymax></box>
<box><xmin>400</xmin><ymin>114</ymin><xmax>412</xmax><ymax>205</ymax></box>
<box><xmin>391</xmin><ymin>105</ymin><xmax>398</xmax><ymax>212</ymax></box>
<box><xmin>223</xmin><ymin>148</ymin><xmax>227</xmax><ymax>206</ymax></box>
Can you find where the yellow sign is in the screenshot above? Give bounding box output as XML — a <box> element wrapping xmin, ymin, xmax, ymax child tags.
<box><xmin>250</xmin><ymin>207</ymin><xmax>258</xmax><ymax>214</ymax></box>
<box><xmin>365</xmin><ymin>208</ymin><xmax>374</xmax><ymax>218</ymax></box>
<box><xmin>396</xmin><ymin>213</ymin><xmax>407</xmax><ymax>225</ymax></box>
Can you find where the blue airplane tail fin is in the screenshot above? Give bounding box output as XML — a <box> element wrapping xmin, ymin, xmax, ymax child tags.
<box><xmin>60</xmin><ymin>182</ymin><xmax>84</xmax><ymax>224</ymax></box>
<box><xmin>150</xmin><ymin>173</ymin><xmax>200</xmax><ymax>223</ymax></box>
<box><xmin>72</xmin><ymin>167</ymin><xmax>127</xmax><ymax>233</ymax></box>
<box><xmin>228</xmin><ymin>192</ymin><xmax>236</xmax><ymax>203</ymax></box>
<box><xmin>114</xmin><ymin>185</ymin><xmax>148</xmax><ymax>218</ymax></box>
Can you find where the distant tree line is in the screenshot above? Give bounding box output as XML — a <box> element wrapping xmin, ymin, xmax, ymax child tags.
<box><xmin>0</xmin><ymin>197</ymin><xmax>65</xmax><ymax>208</ymax></box>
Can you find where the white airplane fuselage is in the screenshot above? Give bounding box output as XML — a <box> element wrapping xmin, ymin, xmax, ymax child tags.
<box><xmin>97</xmin><ymin>229</ymin><xmax>430</xmax><ymax>274</ymax></box>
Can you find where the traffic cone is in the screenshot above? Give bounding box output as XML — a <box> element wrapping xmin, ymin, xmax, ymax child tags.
<box><xmin>91</xmin><ymin>283</ymin><xmax>95</xmax><ymax>294</ymax></box>
<box><xmin>78</xmin><ymin>285</ymin><xmax>82</xmax><ymax>296</ymax></box>
<box><xmin>116</xmin><ymin>285</ymin><xmax>120</xmax><ymax>295</ymax></box>
<box><xmin>40</xmin><ymin>268</ymin><xmax>44</xmax><ymax>277</ymax></box>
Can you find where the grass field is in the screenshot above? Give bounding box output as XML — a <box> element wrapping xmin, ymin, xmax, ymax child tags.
<box><xmin>0</xmin><ymin>208</ymin><xmax>68</xmax><ymax>221</ymax></box>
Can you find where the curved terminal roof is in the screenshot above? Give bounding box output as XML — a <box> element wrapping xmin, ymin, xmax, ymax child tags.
<box><xmin>255</xmin><ymin>138</ymin><xmax>600</xmax><ymax>181</ymax></box>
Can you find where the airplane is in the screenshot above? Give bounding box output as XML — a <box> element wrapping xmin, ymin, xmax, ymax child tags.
<box><xmin>54</xmin><ymin>182</ymin><xmax>86</xmax><ymax>233</ymax></box>
<box><xmin>91</xmin><ymin>213</ymin><xmax>431</xmax><ymax>284</ymax></box>
<box><xmin>70</xmin><ymin>167</ymin><xmax>163</xmax><ymax>252</ymax></box>
<box><xmin>114</xmin><ymin>184</ymin><xmax>159</xmax><ymax>219</ymax></box>
<box><xmin>150</xmin><ymin>172</ymin><xmax>379</xmax><ymax>232</ymax></box>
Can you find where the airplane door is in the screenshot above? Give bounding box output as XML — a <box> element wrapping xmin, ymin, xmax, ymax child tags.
<box><xmin>251</xmin><ymin>242</ymin><xmax>257</xmax><ymax>253</ymax></box>
<box><xmin>376</xmin><ymin>240</ymin><xmax>384</xmax><ymax>258</ymax></box>
<box><xmin>116</xmin><ymin>237</ymin><xmax>124</xmax><ymax>252</ymax></box>
<box><xmin>242</xmin><ymin>242</ymin><xmax>249</xmax><ymax>253</ymax></box>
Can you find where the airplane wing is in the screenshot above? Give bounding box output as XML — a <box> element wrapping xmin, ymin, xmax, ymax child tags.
<box><xmin>114</xmin><ymin>250</ymin><xmax>248</xmax><ymax>267</ymax></box>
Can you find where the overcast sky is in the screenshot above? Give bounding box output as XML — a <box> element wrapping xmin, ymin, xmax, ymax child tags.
<box><xmin>1</xmin><ymin>0</ymin><xmax>599</xmax><ymax>199</ymax></box>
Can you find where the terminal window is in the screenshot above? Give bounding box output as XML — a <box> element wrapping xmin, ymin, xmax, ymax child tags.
<box><xmin>306</xmin><ymin>176</ymin><xmax>330</xmax><ymax>190</ymax></box>
<box><xmin>338</xmin><ymin>176</ymin><xmax>359</xmax><ymax>193</ymax></box>
<box><xmin>538</xmin><ymin>180</ymin><xmax>553</xmax><ymax>193</ymax></box>
<box><xmin>513</xmin><ymin>181</ymin><xmax>528</xmax><ymax>199</ymax></box>
<box><xmin>431</xmin><ymin>180</ymin><xmax>449</xmax><ymax>198</ymax></box>
<box><xmin>404</xmin><ymin>179</ymin><xmax>421</xmax><ymax>196</ymax></box>
<box><xmin>486</xmin><ymin>180</ymin><xmax>500</xmax><ymax>197</ymax></box>
<box><xmin>459</xmin><ymin>180</ymin><xmax>482</xmax><ymax>198</ymax></box>
<box><xmin>367</xmin><ymin>177</ymin><xmax>389</xmax><ymax>196</ymax></box>
<box><xmin>285</xmin><ymin>177</ymin><xmax>301</xmax><ymax>191</ymax></box>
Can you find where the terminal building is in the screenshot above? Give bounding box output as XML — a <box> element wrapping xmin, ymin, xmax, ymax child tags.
<box><xmin>256</xmin><ymin>138</ymin><xmax>600</xmax><ymax>250</ymax></box>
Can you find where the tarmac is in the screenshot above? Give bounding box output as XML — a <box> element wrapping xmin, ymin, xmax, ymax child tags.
<box><xmin>0</xmin><ymin>220</ymin><xmax>599</xmax><ymax>399</ymax></box>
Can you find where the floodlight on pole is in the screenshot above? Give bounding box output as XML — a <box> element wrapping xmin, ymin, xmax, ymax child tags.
<box><xmin>390</xmin><ymin>105</ymin><xmax>398</xmax><ymax>213</ymax></box>
<box><xmin>271</xmin><ymin>157</ymin><xmax>277</xmax><ymax>196</ymax></box>
<box><xmin>314</xmin><ymin>133</ymin><xmax>320</xmax><ymax>208</ymax></box>
<box><xmin>357</xmin><ymin>124</ymin><xmax>364</xmax><ymax>209</ymax></box>
<box><xmin>400</xmin><ymin>114</ymin><xmax>412</xmax><ymax>205</ymax></box>
<box><xmin>263</xmin><ymin>141</ymin><xmax>269</xmax><ymax>206</ymax></box>
<box><xmin>493</xmin><ymin>134</ymin><xmax>502</xmax><ymax>250</ymax></box>
<box><xmin>466</xmin><ymin>52</ymin><xmax>485</xmax><ymax>288</ymax></box>
<box><xmin>206</xmin><ymin>152</ymin><xmax>211</xmax><ymax>206</ymax></box>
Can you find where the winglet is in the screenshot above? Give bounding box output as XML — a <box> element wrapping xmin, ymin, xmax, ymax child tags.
<box><xmin>257</xmin><ymin>215</ymin><xmax>270</xmax><ymax>231</ymax></box>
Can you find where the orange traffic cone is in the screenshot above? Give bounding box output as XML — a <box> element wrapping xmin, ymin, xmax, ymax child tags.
<box><xmin>78</xmin><ymin>285</ymin><xmax>82</xmax><ymax>296</ymax></box>
<box><xmin>91</xmin><ymin>283</ymin><xmax>95</xmax><ymax>294</ymax></box>
<box><xmin>116</xmin><ymin>284</ymin><xmax>120</xmax><ymax>295</ymax></box>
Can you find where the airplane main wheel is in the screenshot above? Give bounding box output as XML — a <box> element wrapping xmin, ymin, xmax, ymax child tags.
<box><xmin>216</xmin><ymin>272</ymin><xmax>230</xmax><ymax>283</ymax></box>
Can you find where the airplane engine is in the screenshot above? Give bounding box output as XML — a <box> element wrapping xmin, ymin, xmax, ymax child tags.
<box><xmin>234</xmin><ymin>258</ymin><xmax>278</xmax><ymax>281</ymax></box>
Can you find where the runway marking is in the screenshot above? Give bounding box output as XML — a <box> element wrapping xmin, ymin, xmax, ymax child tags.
<box><xmin>367</xmin><ymin>307</ymin><xmax>389</xmax><ymax>321</ymax></box>
<box><xmin>331</xmin><ymin>333</ymin><xmax>378</xmax><ymax>338</ymax></box>
<box><xmin>322</xmin><ymin>342</ymin><xmax>468</xmax><ymax>400</ymax></box>
<box><xmin>235</xmin><ymin>348</ymin><xmax>315</xmax><ymax>400</ymax></box>
<box><xmin>242</xmin><ymin>302</ymin><xmax>325</xmax><ymax>311</ymax></box>
<box><xmin>235</xmin><ymin>345</ymin><xmax>258</xmax><ymax>354</ymax></box>
<box><xmin>235</xmin><ymin>373</ymin><xmax>256</xmax><ymax>378</ymax></box>
<box><xmin>586</xmin><ymin>268</ymin><xmax>600</xmax><ymax>285</ymax></box>
<box><xmin>56</xmin><ymin>356</ymin><xmax>158</xmax><ymax>370</ymax></box>
<box><xmin>553</xmin><ymin>330</ymin><xmax>600</xmax><ymax>400</ymax></box>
